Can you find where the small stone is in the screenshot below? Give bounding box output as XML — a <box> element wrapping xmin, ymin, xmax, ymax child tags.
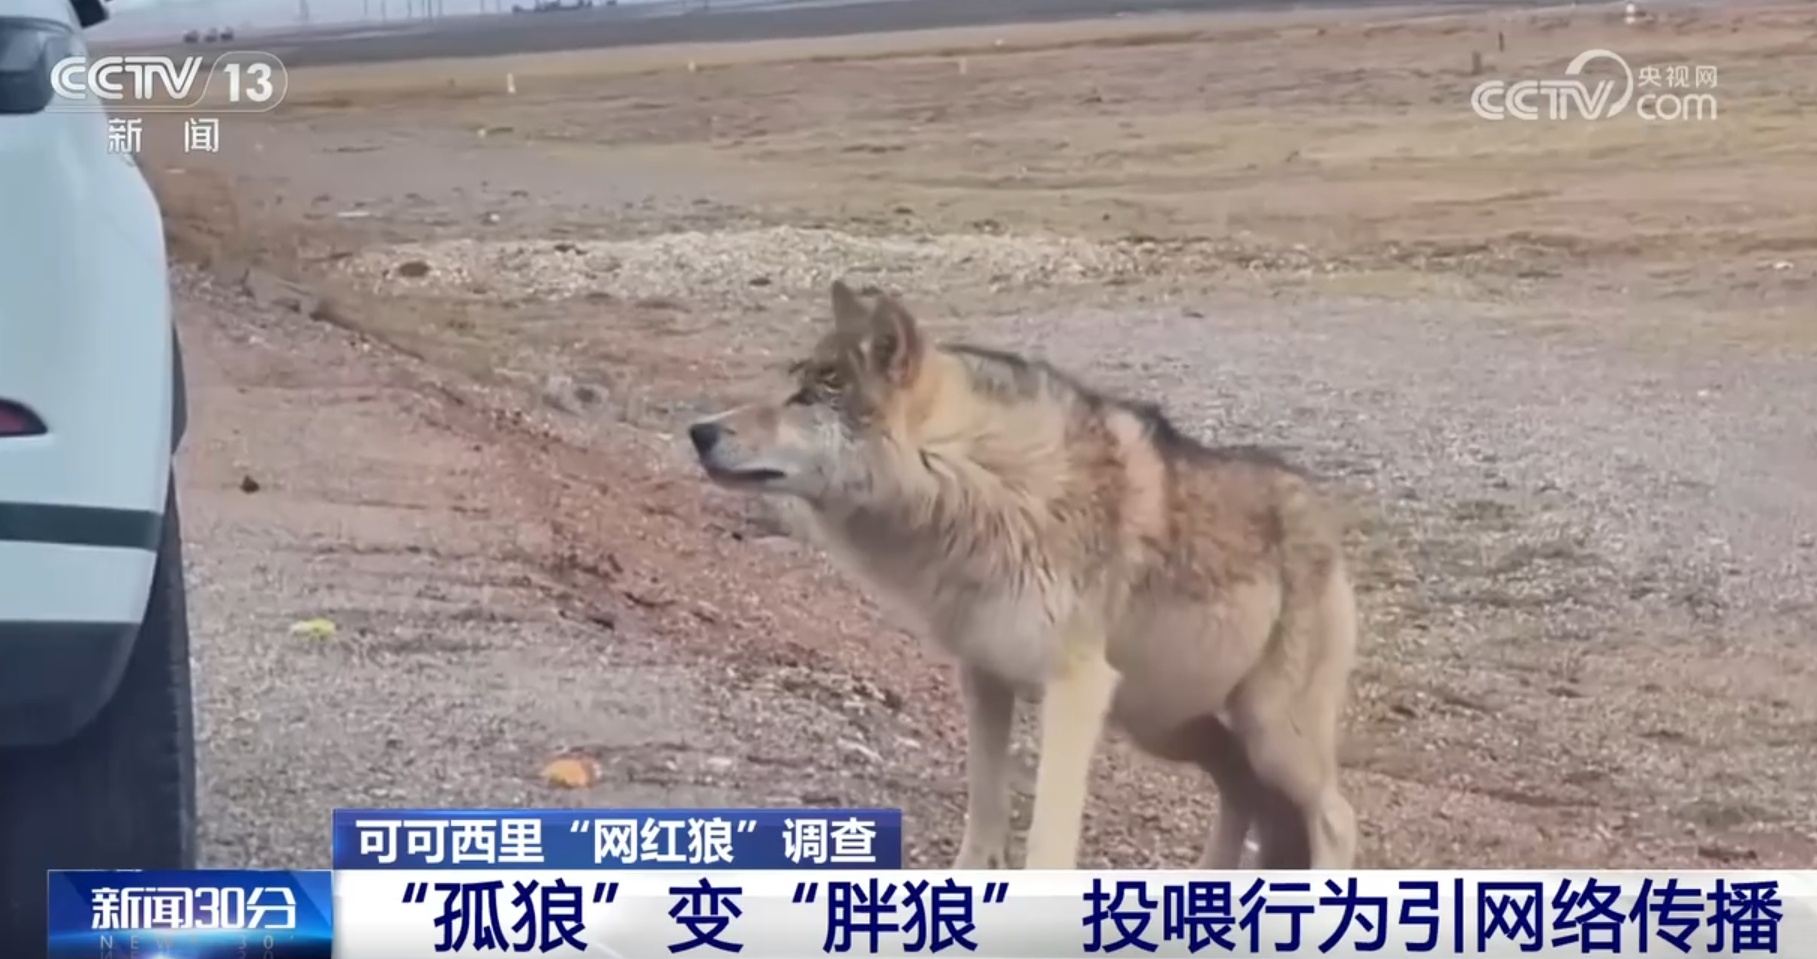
<box><xmin>237</xmin><ymin>266</ymin><xmax>319</xmax><ymax>316</ymax></box>
<box><xmin>541</xmin><ymin>374</ymin><xmax>577</xmax><ymax>413</ymax></box>
<box><xmin>838</xmin><ymin>738</ymin><xmax>882</xmax><ymax>764</ymax></box>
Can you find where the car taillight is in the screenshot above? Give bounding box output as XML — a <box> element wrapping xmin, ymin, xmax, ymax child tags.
<box><xmin>0</xmin><ymin>400</ymin><xmax>46</xmax><ymax>437</ymax></box>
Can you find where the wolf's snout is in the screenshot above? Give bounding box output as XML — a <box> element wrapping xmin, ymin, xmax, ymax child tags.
<box><xmin>688</xmin><ymin>421</ymin><xmax>722</xmax><ymax>456</ymax></box>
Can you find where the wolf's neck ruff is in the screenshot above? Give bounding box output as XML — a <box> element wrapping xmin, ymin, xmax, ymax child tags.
<box><xmin>815</xmin><ymin>346</ymin><xmax>1103</xmax><ymax>582</ymax></box>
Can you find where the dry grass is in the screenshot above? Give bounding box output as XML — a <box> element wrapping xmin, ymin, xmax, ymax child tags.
<box><xmin>284</xmin><ymin>5</ymin><xmax>1458</xmax><ymax>99</ymax></box>
<box><xmin>270</xmin><ymin>2</ymin><xmax>1817</xmax><ymax>319</ymax></box>
<box><xmin>158</xmin><ymin>0</ymin><xmax>1817</xmax><ymax>404</ymax></box>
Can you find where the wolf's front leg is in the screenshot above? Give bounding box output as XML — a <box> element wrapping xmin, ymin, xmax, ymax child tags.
<box><xmin>952</xmin><ymin>665</ymin><xmax>1015</xmax><ymax>869</ymax></box>
<box><xmin>1023</xmin><ymin>646</ymin><xmax>1119</xmax><ymax>869</ymax></box>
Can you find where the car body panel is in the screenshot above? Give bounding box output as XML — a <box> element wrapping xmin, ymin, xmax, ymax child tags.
<box><xmin>0</xmin><ymin>0</ymin><xmax>182</xmax><ymax>746</ymax></box>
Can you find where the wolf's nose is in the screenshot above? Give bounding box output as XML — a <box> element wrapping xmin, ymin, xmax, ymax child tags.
<box><xmin>688</xmin><ymin>422</ymin><xmax>721</xmax><ymax>455</ymax></box>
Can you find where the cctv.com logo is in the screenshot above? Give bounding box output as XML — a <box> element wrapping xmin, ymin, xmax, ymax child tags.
<box><xmin>1472</xmin><ymin>49</ymin><xmax>1718</xmax><ymax>121</ymax></box>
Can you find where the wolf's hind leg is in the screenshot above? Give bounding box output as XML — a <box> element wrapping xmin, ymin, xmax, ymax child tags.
<box><xmin>1188</xmin><ymin>715</ymin><xmax>1254</xmax><ymax>869</ymax></box>
<box><xmin>1200</xmin><ymin>782</ymin><xmax>1253</xmax><ymax>869</ymax></box>
<box><xmin>953</xmin><ymin>665</ymin><xmax>1015</xmax><ymax>870</ymax></box>
<box><xmin>1228</xmin><ymin>570</ymin><xmax>1359</xmax><ymax>869</ymax></box>
<box><xmin>1229</xmin><ymin>693</ymin><xmax>1355</xmax><ymax>869</ymax></box>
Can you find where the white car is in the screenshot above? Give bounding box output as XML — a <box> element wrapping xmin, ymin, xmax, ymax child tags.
<box><xmin>0</xmin><ymin>0</ymin><xmax>195</xmax><ymax>940</ymax></box>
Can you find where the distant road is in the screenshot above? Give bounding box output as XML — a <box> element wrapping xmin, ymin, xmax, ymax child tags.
<box><xmin>161</xmin><ymin>0</ymin><xmax>1535</xmax><ymax>69</ymax></box>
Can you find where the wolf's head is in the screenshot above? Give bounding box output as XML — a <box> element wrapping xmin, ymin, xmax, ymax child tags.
<box><xmin>687</xmin><ymin>280</ymin><xmax>929</xmax><ymax>504</ymax></box>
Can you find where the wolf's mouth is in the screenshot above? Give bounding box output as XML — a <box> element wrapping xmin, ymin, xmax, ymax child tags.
<box><xmin>703</xmin><ymin>465</ymin><xmax>787</xmax><ymax>486</ymax></box>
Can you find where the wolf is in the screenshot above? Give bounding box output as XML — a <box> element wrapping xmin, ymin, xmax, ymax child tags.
<box><xmin>686</xmin><ymin>281</ymin><xmax>1359</xmax><ymax>870</ymax></box>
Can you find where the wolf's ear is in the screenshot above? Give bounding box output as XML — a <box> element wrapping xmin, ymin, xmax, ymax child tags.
<box><xmin>830</xmin><ymin>280</ymin><xmax>870</xmax><ymax>337</ymax></box>
<box><xmin>868</xmin><ymin>294</ymin><xmax>924</xmax><ymax>385</ymax></box>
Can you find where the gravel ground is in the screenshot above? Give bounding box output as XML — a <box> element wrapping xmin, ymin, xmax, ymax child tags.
<box><xmin>168</xmin><ymin>2</ymin><xmax>1817</xmax><ymax>871</ymax></box>
<box><xmin>183</xmin><ymin>248</ymin><xmax>1817</xmax><ymax>869</ymax></box>
<box><xmin>179</xmin><ymin>266</ymin><xmax>923</xmax><ymax>866</ymax></box>
<box><xmin>339</xmin><ymin>228</ymin><xmax>1156</xmax><ymax>306</ymax></box>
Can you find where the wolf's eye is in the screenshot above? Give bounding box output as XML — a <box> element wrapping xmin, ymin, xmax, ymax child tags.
<box><xmin>787</xmin><ymin>364</ymin><xmax>842</xmax><ymax>405</ymax></box>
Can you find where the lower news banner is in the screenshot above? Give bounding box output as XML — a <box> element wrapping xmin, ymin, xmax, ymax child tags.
<box><xmin>46</xmin><ymin>869</ymin><xmax>333</xmax><ymax>959</ymax></box>
<box><xmin>325</xmin><ymin>868</ymin><xmax>1816</xmax><ymax>957</ymax></box>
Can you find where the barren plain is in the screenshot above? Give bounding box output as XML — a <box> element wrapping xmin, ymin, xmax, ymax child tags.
<box><xmin>155</xmin><ymin>1</ymin><xmax>1817</xmax><ymax>869</ymax></box>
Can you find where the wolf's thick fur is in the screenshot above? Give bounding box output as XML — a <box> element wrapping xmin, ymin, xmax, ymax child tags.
<box><xmin>687</xmin><ymin>282</ymin><xmax>1359</xmax><ymax>869</ymax></box>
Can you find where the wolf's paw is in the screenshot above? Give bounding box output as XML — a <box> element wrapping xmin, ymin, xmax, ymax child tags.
<box><xmin>951</xmin><ymin>841</ymin><xmax>1010</xmax><ymax>870</ymax></box>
